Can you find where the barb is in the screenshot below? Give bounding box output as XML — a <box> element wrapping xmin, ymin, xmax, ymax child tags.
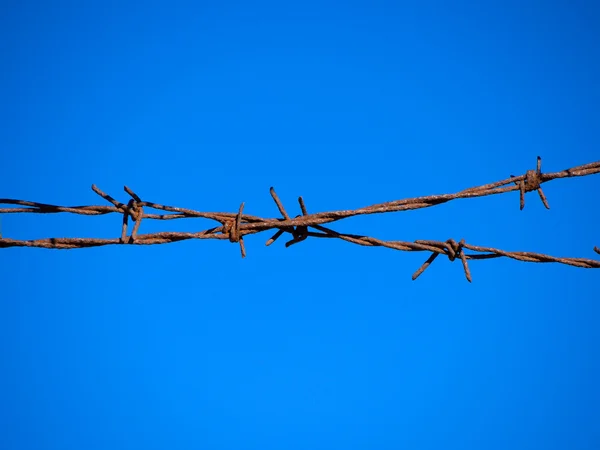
<box><xmin>1</xmin><ymin>157</ymin><xmax>599</xmax><ymax>282</ymax></box>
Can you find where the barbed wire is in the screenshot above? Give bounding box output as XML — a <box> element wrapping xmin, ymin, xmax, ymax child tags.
<box><xmin>1</xmin><ymin>157</ymin><xmax>599</xmax><ymax>281</ymax></box>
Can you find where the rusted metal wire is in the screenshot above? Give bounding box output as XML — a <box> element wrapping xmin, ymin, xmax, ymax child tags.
<box><xmin>1</xmin><ymin>157</ymin><xmax>599</xmax><ymax>282</ymax></box>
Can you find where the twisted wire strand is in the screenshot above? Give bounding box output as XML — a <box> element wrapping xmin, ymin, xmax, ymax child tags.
<box><xmin>1</xmin><ymin>157</ymin><xmax>599</xmax><ymax>282</ymax></box>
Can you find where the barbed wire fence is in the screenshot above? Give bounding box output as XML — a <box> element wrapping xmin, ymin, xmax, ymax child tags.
<box><xmin>1</xmin><ymin>157</ymin><xmax>599</xmax><ymax>282</ymax></box>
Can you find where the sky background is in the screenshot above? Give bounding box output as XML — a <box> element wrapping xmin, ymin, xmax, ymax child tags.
<box><xmin>1</xmin><ymin>1</ymin><xmax>599</xmax><ymax>449</ymax></box>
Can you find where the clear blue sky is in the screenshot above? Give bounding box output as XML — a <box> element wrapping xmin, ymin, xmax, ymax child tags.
<box><xmin>1</xmin><ymin>1</ymin><xmax>599</xmax><ymax>449</ymax></box>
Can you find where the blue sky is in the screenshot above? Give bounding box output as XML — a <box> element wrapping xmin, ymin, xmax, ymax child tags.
<box><xmin>1</xmin><ymin>1</ymin><xmax>599</xmax><ymax>449</ymax></box>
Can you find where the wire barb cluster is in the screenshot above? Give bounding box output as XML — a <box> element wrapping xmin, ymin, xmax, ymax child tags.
<box><xmin>1</xmin><ymin>157</ymin><xmax>599</xmax><ymax>282</ymax></box>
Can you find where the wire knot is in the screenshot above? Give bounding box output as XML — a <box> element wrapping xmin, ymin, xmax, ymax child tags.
<box><xmin>512</xmin><ymin>156</ymin><xmax>550</xmax><ymax>210</ymax></box>
<box><xmin>444</xmin><ymin>238</ymin><xmax>463</xmax><ymax>261</ymax></box>
<box><xmin>412</xmin><ymin>238</ymin><xmax>472</xmax><ymax>282</ymax></box>
<box><xmin>224</xmin><ymin>203</ymin><xmax>246</xmax><ymax>257</ymax></box>
<box><xmin>524</xmin><ymin>169</ymin><xmax>542</xmax><ymax>192</ymax></box>
<box><xmin>293</xmin><ymin>225</ymin><xmax>308</xmax><ymax>241</ymax></box>
<box><xmin>225</xmin><ymin>219</ymin><xmax>240</xmax><ymax>243</ymax></box>
<box><xmin>124</xmin><ymin>187</ymin><xmax>144</xmax><ymax>242</ymax></box>
<box><xmin>126</xmin><ymin>199</ymin><xmax>143</xmax><ymax>223</ymax></box>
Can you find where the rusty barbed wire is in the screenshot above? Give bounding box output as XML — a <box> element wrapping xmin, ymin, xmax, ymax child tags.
<box><xmin>1</xmin><ymin>157</ymin><xmax>599</xmax><ymax>282</ymax></box>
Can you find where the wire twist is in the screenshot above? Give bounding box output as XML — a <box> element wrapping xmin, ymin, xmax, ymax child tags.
<box><xmin>1</xmin><ymin>157</ymin><xmax>599</xmax><ymax>282</ymax></box>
